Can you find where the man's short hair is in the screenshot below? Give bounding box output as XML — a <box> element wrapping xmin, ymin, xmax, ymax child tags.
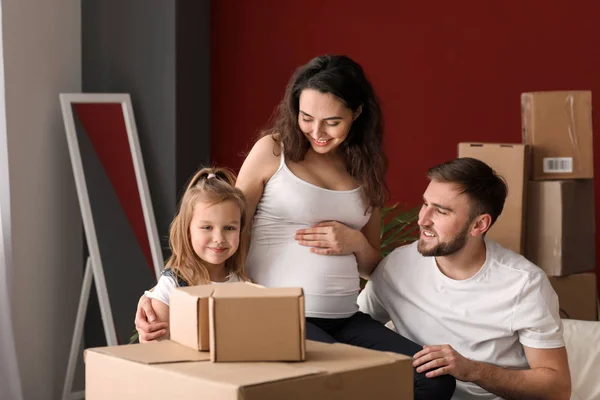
<box><xmin>427</xmin><ymin>157</ymin><xmax>508</xmax><ymax>226</ymax></box>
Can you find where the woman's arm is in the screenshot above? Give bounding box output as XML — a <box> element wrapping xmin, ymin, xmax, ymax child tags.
<box><xmin>236</xmin><ymin>135</ymin><xmax>281</xmax><ymax>221</ymax></box>
<box><xmin>149</xmin><ymin>299</ymin><xmax>170</xmax><ymax>341</ymax></box>
<box><xmin>354</xmin><ymin>208</ymin><xmax>382</xmax><ymax>278</ymax></box>
<box><xmin>135</xmin><ymin>293</ymin><xmax>168</xmax><ymax>343</ymax></box>
<box><xmin>134</xmin><ymin>275</ymin><xmax>179</xmax><ymax>342</ymax></box>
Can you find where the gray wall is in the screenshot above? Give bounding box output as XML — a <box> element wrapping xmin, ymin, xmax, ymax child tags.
<box><xmin>82</xmin><ymin>0</ymin><xmax>178</xmax><ymax>246</ymax></box>
<box><xmin>1</xmin><ymin>1</ymin><xmax>82</xmax><ymax>399</ymax></box>
<box><xmin>83</xmin><ymin>0</ymin><xmax>211</xmax><ymax>259</ymax></box>
<box><xmin>82</xmin><ymin>0</ymin><xmax>211</xmax><ymax>346</ymax></box>
<box><xmin>175</xmin><ymin>1</ymin><xmax>211</xmax><ymax>193</ymax></box>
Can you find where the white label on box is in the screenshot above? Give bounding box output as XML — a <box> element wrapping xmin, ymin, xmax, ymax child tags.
<box><xmin>543</xmin><ymin>157</ymin><xmax>573</xmax><ymax>173</ymax></box>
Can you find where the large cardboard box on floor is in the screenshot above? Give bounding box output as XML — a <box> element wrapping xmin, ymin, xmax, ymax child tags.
<box><xmin>170</xmin><ymin>282</ymin><xmax>306</xmax><ymax>362</ymax></box>
<box><xmin>521</xmin><ymin>91</ymin><xmax>594</xmax><ymax>180</ymax></box>
<box><xmin>458</xmin><ymin>143</ymin><xmax>528</xmax><ymax>254</ymax></box>
<box><xmin>548</xmin><ymin>273</ymin><xmax>599</xmax><ymax>321</ymax></box>
<box><xmin>85</xmin><ymin>340</ymin><xmax>414</xmax><ymax>399</ymax></box>
<box><xmin>525</xmin><ymin>180</ymin><xmax>595</xmax><ymax>276</ymax></box>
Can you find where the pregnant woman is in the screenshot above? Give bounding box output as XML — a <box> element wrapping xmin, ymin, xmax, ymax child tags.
<box><xmin>136</xmin><ymin>54</ymin><xmax>455</xmax><ymax>399</ymax></box>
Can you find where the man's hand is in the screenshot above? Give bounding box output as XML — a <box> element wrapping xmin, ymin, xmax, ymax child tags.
<box><xmin>134</xmin><ymin>295</ymin><xmax>168</xmax><ymax>343</ymax></box>
<box><xmin>413</xmin><ymin>344</ymin><xmax>477</xmax><ymax>381</ymax></box>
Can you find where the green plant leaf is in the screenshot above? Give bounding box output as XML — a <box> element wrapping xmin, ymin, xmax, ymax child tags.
<box><xmin>379</xmin><ymin>203</ymin><xmax>419</xmax><ymax>255</ymax></box>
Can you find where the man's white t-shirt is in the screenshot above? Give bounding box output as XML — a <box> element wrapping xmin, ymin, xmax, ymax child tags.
<box><xmin>146</xmin><ymin>272</ymin><xmax>244</xmax><ymax>306</ymax></box>
<box><xmin>357</xmin><ymin>239</ymin><xmax>564</xmax><ymax>400</ymax></box>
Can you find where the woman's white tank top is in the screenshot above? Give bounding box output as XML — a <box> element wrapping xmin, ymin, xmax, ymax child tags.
<box><xmin>246</xmin><ymin>149</ymin><xmax>370</xmax><ymax>318</ymax></box>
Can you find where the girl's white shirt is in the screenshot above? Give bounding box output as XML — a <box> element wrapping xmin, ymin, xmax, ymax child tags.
<box><xmin>146</xmin><ymin>272</ymin><xmax>243</xmax><ymax>306</ymax></box>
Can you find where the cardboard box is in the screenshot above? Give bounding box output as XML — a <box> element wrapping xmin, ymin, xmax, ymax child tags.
<box><xmin>85</xmin><ymin>340</ymin><xmax>414</xmax><ymax>399</ymax></box>
<box><xmin>458</xmin><ymin>143</ymin><xmax>528</xmax><ymax>254</ymax></box>
<box><xmin>521</xmin><ymin>91</ymin><xmax>594</xmax><ymax>180</ymax></box>
<box><xmin>169</xmin><ymin>284</ymin><xmax>212</xmax><ymax>351</ymax></box>
<box><xmin>548</xmin><ymin>273</ymin><xmax>598</xmax><ymax>321</ymax></box>
<box><xmin>525</xmin><ymin>180</ymin><xmax>595</xmax><ymax>276</ymax></box>
<box><xmin>170</xmin><ymin>282</ymin><xmax>306</xmax><ymax>362</ymax></box>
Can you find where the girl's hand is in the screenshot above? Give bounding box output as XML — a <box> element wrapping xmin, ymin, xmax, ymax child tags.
<box><xmin>294</xmin><ymin>221</ymin><xmax>368</xmax><ymax>255</ymax></box>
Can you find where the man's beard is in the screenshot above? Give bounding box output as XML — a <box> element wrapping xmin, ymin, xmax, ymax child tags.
<box><xmin>417</xmin><ymin>222</ymin><xmax>471</xmax><ymax>257</ymax></box>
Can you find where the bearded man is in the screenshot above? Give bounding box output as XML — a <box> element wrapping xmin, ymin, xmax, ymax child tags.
<box><xmin>358</xmin><ymin>157</ymin><xmax>571</xmax><ymax>400</ymax></box>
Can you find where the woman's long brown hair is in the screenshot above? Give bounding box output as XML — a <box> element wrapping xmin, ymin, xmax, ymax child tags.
<box><xmin>261</xmin><ymin>54</ymin><xmax>389</xmax><ymax>209</ymax></box>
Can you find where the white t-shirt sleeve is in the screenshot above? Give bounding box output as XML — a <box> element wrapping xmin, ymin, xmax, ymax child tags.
<box><xmin>145</xmin><ymin>272</ymin><xmax>247</xmax><ymax>307</ymax></box>
<box><xmin>145</xmin><ymin>275</ymin><xmax>177</xmax><ymax>307</ymax></box>
<box><xmin>357</xmin><ymin>263</ymin><xmax>391</xmax><ymax>324</ymax></box>
<box><xmin>513</xmin><ymin>270</ymin><xmax>564</xmax><ymax>349</ymax></box>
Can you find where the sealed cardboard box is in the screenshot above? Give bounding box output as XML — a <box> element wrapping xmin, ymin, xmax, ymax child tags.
<box><xmin>170</xmin><ymin>282</ymin><xmax>306</xmax><ymax>362</ymax></box>
<box><xmin>458</xmin><ymin>143</ymin><xmax>528</xmax><ymax>254</ymax></box>
<box><xmin>525</xmin><ymin>180</ymin><xmax>595</xmax><ymax>276</ymax></box>
<box><xmin>521</xmin><ymin>91</ymin><xmax>594</xmax><ymax>180</ymax></box>
<box><xmin>85</xmin><ymin>340</ymin><xmax>414</xmax><ymax>399</ymax></box>
<box><xmin>548</xmin><ymin>273</ymin><xmax>598</xmax><ymax>321</ymax></box>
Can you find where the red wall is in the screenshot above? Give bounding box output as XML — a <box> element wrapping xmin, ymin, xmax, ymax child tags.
<box><xmin>210</xmin><ymin>1</ymin><xmax>600</xmax><ymax>288</ymax></box>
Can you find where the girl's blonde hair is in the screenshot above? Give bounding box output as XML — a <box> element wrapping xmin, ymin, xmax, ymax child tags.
<box><xmin>164</xmin><ymin>167</ymin><xmax>248</xmax><ymax>286</ymax></box>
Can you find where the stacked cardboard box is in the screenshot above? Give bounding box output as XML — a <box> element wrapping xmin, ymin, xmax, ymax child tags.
<box><xmin>458</xmin><ymin>91</ymin><xmax>598</xmax><ymax>321</ymax></box>
<box><xmin>85</xmin><ymin>282</ymin><xmax>415</xmax><ymax>398</ymax></box>
<box><xmin>458</xmin><ymin>143</ymin><xmax>529</xmax><ymax>255</ymax></box>
<box><xmin>522</xmin><ymin>91</ymin><xmax>598</xmax><ymax>321</ymax></box>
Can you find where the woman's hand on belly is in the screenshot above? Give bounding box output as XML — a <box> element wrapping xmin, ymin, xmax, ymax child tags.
<box><xmin>294</xmin><ymin>221</ymin><xmax>369</xmax><ymax>256</ymax></box>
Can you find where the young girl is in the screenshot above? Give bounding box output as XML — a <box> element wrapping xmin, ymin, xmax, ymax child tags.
<box><xmin>143</xmin><ymin>167</ymin><xmax>248</xmax><ymax>340</ymax></box>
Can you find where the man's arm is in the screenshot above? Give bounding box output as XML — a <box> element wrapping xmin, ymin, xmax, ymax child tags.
<box><xmin>413</xmin><ymin>345</ymin><xmax>571</xmax><ymax>400</ymax></box>
<box><xmin>471</xmin><ymin>345</ymin><xmax>570</xmax><ymax>400</ymax></box>
<box><xmin>355</xmin><ymin>208</ymin><xmax>383</xmax><ymax>278</ymax></box>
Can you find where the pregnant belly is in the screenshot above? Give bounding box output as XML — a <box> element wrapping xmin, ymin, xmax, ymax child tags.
<box><xmin>246</xmin><ymin>239</ymin><xmax>361</xmax><ymax>318</ymax></box>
